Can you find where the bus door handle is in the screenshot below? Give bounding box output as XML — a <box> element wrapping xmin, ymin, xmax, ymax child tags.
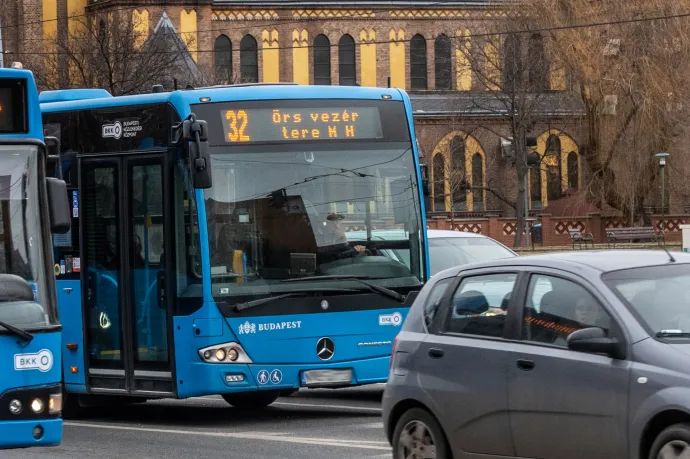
<box><xmin>157</xmin><ymin>271</ymin><xmax>165</xmax><ymax>309</ymax></box>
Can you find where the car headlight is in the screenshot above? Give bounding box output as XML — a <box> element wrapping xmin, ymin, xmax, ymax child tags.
<box><xmin>198</xmin><ymin>342</ymin><xmax>252</xmax><ymax>364</ymax></box>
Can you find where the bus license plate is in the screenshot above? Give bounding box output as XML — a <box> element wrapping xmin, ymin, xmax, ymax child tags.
<box><xmin>303</xmin><ymin>369</ymin><xmax>353</xmax><ymax>386</ymax></box>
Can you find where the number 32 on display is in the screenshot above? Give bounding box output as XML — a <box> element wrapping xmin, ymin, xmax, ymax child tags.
<box><xmin>225</xmin><ymin>110</ymin><xmax>251</xmax><ymax>142</ymax></box>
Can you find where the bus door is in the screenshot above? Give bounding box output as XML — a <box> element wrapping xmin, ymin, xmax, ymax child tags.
<box><xmin>79</xmin><ymin>153</ymin><xmax>174</xmax><ymax>396</ymax></box>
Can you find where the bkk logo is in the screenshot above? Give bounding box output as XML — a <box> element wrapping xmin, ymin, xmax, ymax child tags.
<box><xmin>14</xmin><ymin>349</ymin><xmax>54</xmax><ymax>372</ymax></box>
<box><xmin>379</xmin><ymin>312</ymin><xmax>403</xmax><ymax>327</ymax></box>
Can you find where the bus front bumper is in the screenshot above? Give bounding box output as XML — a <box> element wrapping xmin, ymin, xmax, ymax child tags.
<box><xmin>0</xmin><ymin>418</ymin><xmax>62</xmax><ymax>449</ymax></box>
<box><xmin>178</xmin><ymin>356</ymin><xmax>390</xmax><ymax>397</ymax></box>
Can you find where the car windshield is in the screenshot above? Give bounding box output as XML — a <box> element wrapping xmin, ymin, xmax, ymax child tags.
<box><xmin>602</xmin><ymin>264</ymin><xmax>690</xmax><ymax>336</ymax></box>
<box><xmin>204</xmin><ymin>144</ymin><xmax>425</xmax><ymax>297</ymax></box>
<box><xmin>0</xmin><ymin>145</ymin><xmax>53</xmax><ymax>331</ymax></box>
<box><xmin>428</xmin><ymin>236</ymin><xmax>516</xmax><ymax>275</ymax></box>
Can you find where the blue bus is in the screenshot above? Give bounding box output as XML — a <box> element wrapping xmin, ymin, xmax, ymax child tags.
<box><xmin>0</xmin><ymin>65</ymin><xmax>71</xmax><ymax>448</ymax></box>
<box><xmin>40</xmin><ymin>84</ymin><xmax>429</xmax><ymax>412</ymax></box>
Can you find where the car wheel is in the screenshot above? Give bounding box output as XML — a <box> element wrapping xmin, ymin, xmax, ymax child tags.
<box><xmin>392</xmin><ymin>407</ymin><xmax>449</xmax><ymax>459</ymax></box>
<box><xmin>650</xmin><ymin>423</ymin><xmax>690</xmax><ymax>459</ymax></box>
<box><xmin>221</xmin><ymin>391</ymin><xmax>279</xmax><ymax>410</ymax></box>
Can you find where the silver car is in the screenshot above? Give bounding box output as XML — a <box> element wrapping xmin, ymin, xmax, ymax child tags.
<box><xmin>383</xmin><ymin>250</ymin><xmax>690</xmax><ymax>459</ymax></box>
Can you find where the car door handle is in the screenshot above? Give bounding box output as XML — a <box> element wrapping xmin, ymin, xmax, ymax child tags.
<box><xmin>428</xmin><ymin>348</ymin><xmax>444</xmax><ymax>359</ymax></box>
<box><xmin>516</xmin><ymin>359</ymin><xmax>535</xmax><ymax>371</ymax></box>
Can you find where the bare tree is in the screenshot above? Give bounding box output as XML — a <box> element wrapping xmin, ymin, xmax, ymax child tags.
<box><xmin>525</xmin><ymin>0</ymin><xmax>690</xmax><ymax>225</ymax></box>
<box><xmin>29</xmin><ymin>10</ymin><xmax>204</xmax><ymax>95</ymax></box>
<box><xmin>447</xmin><ymin>14</ymin><xmax>575</xmax><ymax>247</ymax></box>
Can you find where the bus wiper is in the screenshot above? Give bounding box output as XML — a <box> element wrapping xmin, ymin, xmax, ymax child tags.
<box><xmin>281</xmin><ymin>275</ymin><xmax>406</xmax><ymax>303</ymax></box>
<box><xmin>231</xmin><ymin>287</ymin><xmax>359</xmax><ymax>312</ymax></box>
<box><xmin>0</xmin><ymin>319</ymin><xmax>34</xmax><ymax>342</ymax></box>
<box><xmin>656</xmin><ymin>330</ymin><xmax>690</xmax><ymax>338</ymax></box>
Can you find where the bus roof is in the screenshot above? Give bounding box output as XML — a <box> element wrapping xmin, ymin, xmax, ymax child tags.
<box><xmin>0</xmin><ymin>67</ymin><xmax>44</xmax><ymax>141</ymax></box>
<box><xmin>40</xmin><ymin>84</ymin><xmax>408</xmax><ymax>117</ymax></box>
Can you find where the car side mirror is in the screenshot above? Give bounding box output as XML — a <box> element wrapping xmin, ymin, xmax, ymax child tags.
<box><xmin>567</xmin><ymin>327</ymin><xmax>626</xmax><ymax>359</ymax></box>
<box><xmin>0</xmin><ymin>274</ymin><xmax>35</xmax><ymax>302</ymax></box>
<box><xmin>46</xmin><ymin>177</ymin><xmax>71</xmax><ymax>234</ymax></box>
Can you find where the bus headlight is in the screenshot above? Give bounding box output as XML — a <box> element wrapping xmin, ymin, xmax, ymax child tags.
<box><xmin>31</xmin><ymin>398</ymin><xmax>44</xmax><ymax>414</ymax></box>
<box><xmin>198</xmin><ymin>342</ymin><xmax>252</xmax><ymax>364</ymax></box>
<box><xmin>9</xmin><ymin>399</ymin><xmax>22</xmax><ymax>415</ymax></box>
<box><xmin>49</xmin><ymin>393</ymin><xmax>63</xmax><ymax>414</ymax></box>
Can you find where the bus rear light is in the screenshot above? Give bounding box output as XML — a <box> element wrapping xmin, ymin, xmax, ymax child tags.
<box><xmin>198</xmin><ymin>342</ymin><xmax>252</xmax><ymax>364</ymax></box>
<box><xmin>66</xmin><ymin>343</ymin><xmax>78</xmax><ymax>350</ymax></box>
<box><xmin>49</xmin><ymin>393</ymin><xmax>62</xmax><ymax>414</ymax></box>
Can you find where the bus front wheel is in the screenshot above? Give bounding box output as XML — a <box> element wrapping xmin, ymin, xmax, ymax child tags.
<box><xmin>222</xmin><ymin>391</ymin><xmax>279</xmax><ymax>410</ymax></box>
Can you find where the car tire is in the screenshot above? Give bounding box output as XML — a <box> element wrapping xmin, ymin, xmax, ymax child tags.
<box><xmin>649</xmin><ymin>423</ymin><xmax>690</xmax><ymax>459</ymax></box>
<box><xmin>392</xmin><ymin>407</ymin><xmax>450</xmax><ymax>459</ymax></box>
<box><xmin>221</xmin><ymin>391</ymin><xmax>280</xmax><ymax>410</ymax></box>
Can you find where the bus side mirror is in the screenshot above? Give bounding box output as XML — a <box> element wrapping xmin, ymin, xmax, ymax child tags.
<box><xmin>45</xmin><ymin>136</ymin><xmax>63</xmax><ymax>180</ymax></box>
<box><xmin>46</xmin><ymin>178</ymin><xmax>71</xmax><ymax>234</ymax></box>
<box><xmin>179</xmin><ymin>115</ymin><xmax>212</xmax><ymax>189</ymax></box>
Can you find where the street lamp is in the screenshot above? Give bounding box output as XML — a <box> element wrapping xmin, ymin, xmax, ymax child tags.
<box><xmin>655</xmin><ymin>152</ymin><xmax>670</xmax><ymax>235</ymax></box>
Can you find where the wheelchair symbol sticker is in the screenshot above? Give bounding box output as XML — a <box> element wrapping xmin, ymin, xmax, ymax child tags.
<box><xmin>257</xmin><ymin>369</ymin><xmax>269</xmax><ymax>385</ymax></box>
<box><xmin>270</xmin><ymin>369</ymin><xmax>282</xmax><ymax>384</ymax></box>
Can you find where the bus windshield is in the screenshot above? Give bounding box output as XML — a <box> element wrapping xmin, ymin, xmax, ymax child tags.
<box><xmin>204</xmin><ymin>143</ymin><xmax>424</xmax><ymax>297</ymax></box>
<box><xmin>0</xmin><ymin>145</ymin><xmax>53</xmax><ymax>330</ymax></box>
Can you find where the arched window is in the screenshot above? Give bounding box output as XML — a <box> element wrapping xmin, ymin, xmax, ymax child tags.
<box><xmin>432</xmin><ymin>154</ymin><xmax>446</xmax><ymax>211</ymax></box>
<box><xmin>530</xmin><ymin>167</ymin><xmax>542</xmax><ymax>209</ymax></box>
<box><xmin>434</xmin><ymin>34</ymin><xmax>452</xmax><ymax>90</ymax></box>
<box><xmin>450</xmin><ymin>136</ymin><xmax>466</xmax><ymax>210</ymax></box>
<box><xmin>503</xmin><ymin>33</ymin><xmax>522</xmax><ymax>90</ymax></box>
<box><xmin>338</xmin><ymin>34</ymin><xmax>356</xmax><ymax>86</ymax></box>
<box><xmin>567</xmin><ymin>152</ymin><xmax>578</xmax><ymax>190</ymax></box>
<box><xmin>240</xmin><ymin>35</ymin><xmax>258</xmax><ymax>83</ymax></box>
<box><xmin>98</xmin><ymin>19</ymin><xmax>106</xmax><ymax>44</ymax></box>
<box><xmin>472</xmin><ymin>153</ymin><xmax>484</xmax><ymax>209</ymax></box>
<box><xmin>528</xmin><ymin>34</ymin><xmax>548</xmax><ymax>91</ymax></box>
<box><xmin>410</xmin><ymin>34</ymin><xmax>427</xmax><ymax>90</ymax></box>
<box><xmin>545</xmin><ymin>135</ymin><xmax>562</xmax><ymax>201</ymax></box>
<box><xmin>214</xmin><ymin>35</ymin><xmax>232</xmax><ymax>84</ymax></box>
<box><xmin>313</xmin><ymin>34</ymin><xmax>331</xmax><ymax>85</ymax></box>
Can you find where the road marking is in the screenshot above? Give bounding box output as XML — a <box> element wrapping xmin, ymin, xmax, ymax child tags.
<box><xmin>64</xmin><ymin>422</ymin><xmax>390</xmax><ymax>450</ymax></box>
<box><xmin>273</xmin><ymin>401</ymin><xmax>382</xmax><ymax>413</ymax></box>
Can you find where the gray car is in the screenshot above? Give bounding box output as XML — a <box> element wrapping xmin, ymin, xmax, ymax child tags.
<box><xmin>383</xmin><ymin>250</ymin><xmax>690</xmax><ymax>459</ymax></box>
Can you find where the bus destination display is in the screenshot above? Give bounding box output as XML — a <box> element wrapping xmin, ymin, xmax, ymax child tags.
<box><xmin>220</xmin><ymin>107</ymin><xmax>384</xmax><ymax>143</ymax></box>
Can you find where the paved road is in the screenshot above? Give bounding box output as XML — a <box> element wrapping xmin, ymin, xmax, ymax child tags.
<box><xmin>5</xmin><ymin>385</ymin><xmax>391</xmax><ymax>459</ymax></box>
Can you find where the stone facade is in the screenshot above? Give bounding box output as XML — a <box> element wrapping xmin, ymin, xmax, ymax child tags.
<box><xmin>5</xmin><ymin>0</ymin><xmax>687</xmax><ymax>229</ymax></box>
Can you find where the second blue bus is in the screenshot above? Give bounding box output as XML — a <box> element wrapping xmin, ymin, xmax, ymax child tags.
<box><xmin>40</xmin><ymin>83</ymin><xmax>429</xmax><ymax>412</ymax></box>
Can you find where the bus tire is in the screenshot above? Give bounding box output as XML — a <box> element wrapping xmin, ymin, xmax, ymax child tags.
<box><xmin>221</xmin><ymin>391</ymin><xmax>280</xmax><ymax>410</ymax></box>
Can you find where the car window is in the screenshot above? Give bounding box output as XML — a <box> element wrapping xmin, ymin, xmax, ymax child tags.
<box><xmin>523</xmin><ymin>274</ymin><xmax>612</xmax><ymax>347</ymax></box>
<box><xmin>428</xmin><ymin>237</ymin><xmax>516</xmax><ymax>276</ymax></box>
<box><xmin>423</xmin><ymin>277</ymin><xmax>453</xmax><ymax>330</ymax></box>
<box><xmin>444</xmin><ymin>273</ymin><xmax>517</xmax><ymax>338</ymax></box>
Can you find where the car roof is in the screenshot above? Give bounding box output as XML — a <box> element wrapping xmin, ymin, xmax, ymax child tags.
<box><xmin>434</xmin><ymin>249</ymin><xmax>690</xmax><ymax>277</ymax></box>
<box><xmin>427</xmin><ymin>229</ymin><xmax>487</xmax><ymax>239</ymax></box>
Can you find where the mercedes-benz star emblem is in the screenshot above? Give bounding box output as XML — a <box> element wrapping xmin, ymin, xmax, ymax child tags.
<box><xmin>316</xmin><ymin>337</ymin><xmax>335</xmax><ymax>361</ymax></box>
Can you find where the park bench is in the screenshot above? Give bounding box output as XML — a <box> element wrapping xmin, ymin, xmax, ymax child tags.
<box><xmin>568</xmin><ymin>229</ymin><xmax>594</xmax><ymax>249</ymax></box>
<box><xmin>606</xmin><ymin>226</ymin><xmax>664</xmax><ymax>248</ymax></box>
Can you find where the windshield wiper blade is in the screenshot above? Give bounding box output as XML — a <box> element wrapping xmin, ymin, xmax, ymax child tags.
<box><xmin>656</xmin><ymin>331</ymin><xmax>690</xmax><ymax>338</ymax></box>
<box><xmin>231</xmin><ymin>287</ymin><xmax>359</xmax><ymax>312</ymax></box>
<box><xmin>281</xmin><ymin>275</ymin><xmax>406</xmax><ymax>303</ymax></box>
<box><xmin>0</xmin><ymin>319</ymin><xmax>34</xmax><ymax>342</ymax></box>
